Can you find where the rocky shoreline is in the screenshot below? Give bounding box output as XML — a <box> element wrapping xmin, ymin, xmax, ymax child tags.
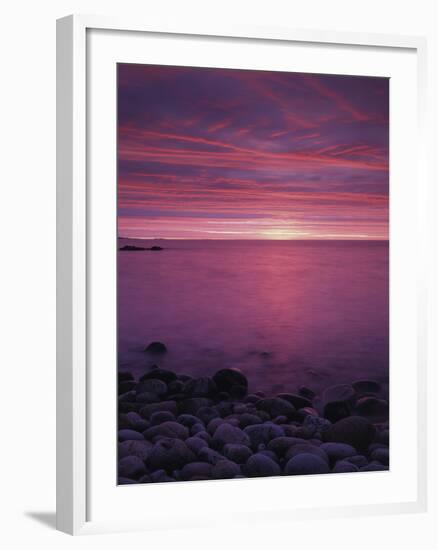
<box><xmin>118</xmin><ymin>346</ymin><xmax>389</xmax><ymax>484</ymax></box>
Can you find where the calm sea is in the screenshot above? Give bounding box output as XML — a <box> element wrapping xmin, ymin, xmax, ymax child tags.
<box><xmin>118</xmin><ymin>239</ymin><xmax>389</xmax><ymax>396</ymax></box>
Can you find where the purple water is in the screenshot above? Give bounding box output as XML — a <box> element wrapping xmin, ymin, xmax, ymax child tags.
<box><xmin>118</xmin><ymin>239</ymin><xmax>389</xmax><ymax>396</ymax></box>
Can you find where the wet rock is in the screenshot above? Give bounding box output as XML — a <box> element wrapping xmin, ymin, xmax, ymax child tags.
<box><xmin>180</xmin><ymin>462</ymin><xmax>213</xmax><ymax>481</ymax></box>
<box><xmin>302</xmin><ymin>415</ymin><xmax>332</xmax><ymax>437</ymax></box>
<box><xmin>119</xmin><ymin>411</ymin><xmax>149</xmax><ymax>432</ymax></box>
<box><xmin>144</xmin><ymin>421</ymin><xmax>189</xmax><ymax>441</ymax></box>
<box><xmin>150</xmin><ymin>411</ymin><xmax>176</xmax><ymax>425</ymax></box>
<box><xmin>298</xmin><ymin>386</ymin><xmax>316</xmax><ymax>400</ymax></box>
<box><xmin>320</xmin><ymin>442</ymin><xmax>357</xmax><ymax>463</ymax></box>
<box><xmin>147</xmin><ymin>439</ymin><xmax>195</xmax><ymax>472</ymax></box>
<box><xmin>284</xmin><ymin>453</ymin><xmax>330</xmax><ymax>475</ymax></box>
<box><xmin>140</xmin><ymin>368</ymin><xmax>176</xmax><ymax>384</ymax></box>
<box><xmin>118</xmin><ymin>429</ymin><xmax>144</xmax><ymax>442</ymax></box>
<box><xmin>285</xmin><ymin>443</ymin><xmax>329</xmax><ymax>464</ymax></box>
<box><xmin>135</xmin><ymin>392</ymin><xmax>160</xmax><ymax>404</ymax></box>
<box><xmin>332</xmin><ymin>460</ymin><xmax>359</xmax><ymax>473</ymax></box>
<box><xmin>178</xmin><ymin>397</ymin><xmax>212</xmax><ymax>415</ymax></box>
<box><xmin>198</xmin><ymin>447</ymin><xmax>225</xmax><ymax>465</ymax></box>
<box><xmin>256</xmin><ymin>398</ymin><xmax>295</xmax><ymax>419</ymax></box>
<box><xmin>136</xmin><ymin>378</ymin><xmax>168</xmax><ymax>397</ymax></box>
<box><xmin>322</xmin><ymin>384</ymin><xmax>355</xmax><ymax>404</ymax></box>
<box><xmin>277</xmin><ymin>393</ymin><xmax>313</xmax><ymax>410</ymax></box>
<box><xmin>118</xmin><ymin>455</ymin><xmax>146</xmax><ymax>479</ymax></box>
<box><xmin>245</xmin><ymin>453</ymin><xmax>281</xmax><ymax>477</ymax></box>
<box><xmin>177</xmin><ymin>414</ymin><xmax>202</xmax><ymax>428</ymax></box>
<box><xmin>213</xmin><ymin>368</ymin><xmax>248</xmax><ymax>394</ymax></box>
<box><xmin>185</xmin><ymin>436</ymin><xmax>209</xmax><ymax>455</ymax></box>
<box><xmin>140</xmin><ymin>400</ymin><xmax>178</xmax><ymax>419</ymax></box>
<box><xmin>354</xmin><ymin>397</ymin><xmax>389</xmax><ymax>419</ymax></box>
<box><xmin>323</xmin><ymin>416</ymin><xmax>375</xmax><ymax>451</ymax></box>
<box><xmin>212</xmin><ymin>423</ymin><xmax>251</xmax><ymax>449</ymax></box>
<box><xmin>267</xmin><ymin>436</ymin><xmax>306</xmax><ymax>457</ymax></box>
<box><xmin>197</xmin><ymin>406</ymin><xmax>219</xmax><ymax>425</ymax></box>
<box><xmin>118</xmin><ymin>439</ymin><xmax>153</xmax><ymax>461</ymax></box>
<box><xmin>118</xmin><ymin>381</ymin><xmax>137</xmax><ymax>394</ymax></box>
<box><xmin>371</xmin><ymin>447</ymin><xmax>389</xmax><ymax>466</ymax></box>
<box><xmin>360</xmin><ymin>463</ymin><xmax>388</xmax><ymax>472</ymax></box>
<box><xmin>144</xmin><ymin>342</ymin><xmax>167</xmax><ymax>355</ymax></box>
<box><xmin>223</xmin><ymin>443</ymin><xmax>252</xmax><ymax>463</ymax></box>
<box><xmin>150</xmin><ymin>469</ymin><xmax>175</xmax><ymax>482</ymax></box>
<box><xmin>191</xmin><ymin>423</ymin><xmax>207</xmax><ymax>436</ymax></box>
<box><xmin>184</xmin><ymin>377</ymin><xmax>217</xmax><ymax>398</ymax></box>
<box><xmin>239</xmin><ymin>413</ymin><xmax>263</xmax><ymax>429</ymax></box>
<box><xmin>212</xmin><ymin>459</ymin><xmax>241</xmax><ymax>479</ymax></box>
<box><xmin>352</xmin><ymin>380</ymin><xmax>381</xmax><ymax>394</ymax></box>
<box><xmin>207</xmin><ymin>418</ymin><xmax>224</xmax><ymax>435</ymax></box>
<box><xmin>244</xmin><ymin>423</ymin><xmax>285</xmax><ymax>449</ymax></box>
<box><xmin>323</xmin><ymin>401</ymin><xmax>352</xmax><ymax>423</ymax></box>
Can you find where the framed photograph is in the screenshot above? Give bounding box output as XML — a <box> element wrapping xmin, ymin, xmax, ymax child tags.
<box><xmin>57</xmin><ymin>15</ymin><xmax>427</xmax><ymax>535</ymax></box>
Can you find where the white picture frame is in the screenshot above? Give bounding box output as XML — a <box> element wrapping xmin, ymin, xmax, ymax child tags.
<box><xmin>56</xmin><ymin>14</ymin><xmax>428</xmax><ymax>535</ymax></box>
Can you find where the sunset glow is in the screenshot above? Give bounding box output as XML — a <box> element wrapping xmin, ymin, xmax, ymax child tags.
<box><xmin>118</xmin><ymin>65</ymin><xmax>389</xmax><ymax>240</ymax></box>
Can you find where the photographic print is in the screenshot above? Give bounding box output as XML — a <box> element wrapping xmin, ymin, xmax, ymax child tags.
<box><xmin>117</xmin><ymin>64</ymin><xmax>389</xmax><ymax>484</ymax></box>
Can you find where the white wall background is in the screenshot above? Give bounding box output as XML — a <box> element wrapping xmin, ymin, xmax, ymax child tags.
<box><xmin>0</xmin><ymin>0</ymin><xmax>436</xmax><ymax>547</ymax></box>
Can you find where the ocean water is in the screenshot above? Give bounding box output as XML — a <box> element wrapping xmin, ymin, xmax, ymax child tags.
<box><xmin>118</xmin><ymin>239</ymin><xmax>389</xmax><ymax>396</ymax></box>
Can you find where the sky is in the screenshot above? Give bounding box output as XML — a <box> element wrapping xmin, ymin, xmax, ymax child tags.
<box><xmin>118</xmin><ymin>64</ymin><xmax>389</xmax><ymax>240</ymax></box>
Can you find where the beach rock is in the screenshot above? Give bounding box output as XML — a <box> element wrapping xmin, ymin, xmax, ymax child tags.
<box><xmin>332</xmin><ymin>460</ymin><xmax>359</xmax><ymax>473</ymax></box>
<box><xmin>223</xmin><ymin>444</ymin><xmax>252</xmax><ymax>463</ymax></box>
<box><xmin>180</xmin><ymin>462</ymin><xmax>213</xmax><ymax>481</ymax></box>
<box><xmin>213</xmin><ymin>368</ymin><xmax>248</xmax><ymax>394</ymax></box>
<box><xmin>118</xmin><ymin>439</ymin><xmax>153</xmax><ymax>461</ymax></box>
<box><xmin>345</xmin><ymin>455</ymin><xmax>368</xmax><ymax>468</ymax></box>
<box><xmin>119</xmin><ymin>402</ymin><xmax>143</xmax><ymax>413</ymax></box>
<box><xmin>323</xmin><ymin>401</ymin><xmax>352</xmax><ymax>423</ymax></box>
<box><xmin>229</xmin><ymin>385</ymin><xmax>248</xmax><ymax>399</ymax></box>
<box><xmin>284</xmin><ymin>453</ymin><xmax>330</xmax><ymax>475</ymax></box>
<box><xmin>285</xmin><ymin>443</ymin><xmax>329</xmax><ymax>464</ymax></box>
<box><xmin>140</xmin><ymin>368</ymin><xmax>176</xmax><ymax>384</ymax></box>
<box><xmin>302</xmin><ymin>415</ymin><xmax>332</xmax><ymax>436</ymax></box>
<box><xmin>298</xmin><ymin>386</ymin><xmax>316</xmax><ymax>400</ymax></box>
<box><xmin>135</xmin><ymin>392</ymin><xmax>160</xmax><ymax>404</ymax></box>
<box><xmin>258</xmin><ymin>450</ymin><xmax>278</xmax><ymax>462</ymax></box>
<box><xmin>140</xmin><ymin>400</ymin><xmax>178</xmax><ymax>419</ymax></box>
<box><xmin>244</xmin><ymin>394</ymin><xmax>261</xmax><ymax>404</ymax></box>
<box><xmin>119</xmin><ymin>371</ymin><xmax>134</xmax><ymax>383</ymax></box>
<box><xmin>118</xmin><ymin>381</ymin><xmax>137</xmax><ymax>394</ymax></box>
<box><xmin>267</xmin><ymin>437</ymin><xmax>306</xmax><ymax>457</ymax></box>
<box><xmin>371</xmin><ymin>447</ymin><xmax>389</xmax><ymax>466</ymax></box>
<box><xmin>195</xmin><ymin>431</ymin><xmax>211</xmax><ymax>443</ymax></box>
<box><xmin>191</xmin><ymin>423</ymin><xmax>206</xmax><ymax>436</ymax></box>
<box><xmin>273</xmin><ymin>415</ymin><xmax>288</xmax><ymax>425</ymax></box>
<box><xmin>320</xmin><ymin>442</ymin><xmax>357</xmax><ymax>463</ymax></box>
<box><xmin>178</xmin><ymin>397</ymin><xmax>212</xmax><ymax>415</ymax></box>
<box><xmin>323</xmin><ymin>416</ymin><xmax>375</xmax><ymax>451</ymax></box>
<box><xmin>322</xmin><ymin>384</ymin><xmax>355</xmax><ymax>404</ymax></box>
<box><xmin>185</xmin><ymin>436</ymin><xmax>209</xmax><ymax>454</ymax></box>
<box><xmin>245</xmin><ymin>453</ymin><xmax>281</xmax><ymax>477</ymax></box>
<box><xmin>255</xmin><ymin>410</ymin><xmax>271</xmax><ymax>423</ymax></box>
<box><xmin>212</xmin><ymin>459</ymin><xmax>241</xmax><ymax>479</ymax></box>
<box><xmin>144</xmin><ymin>421</ymin><xmax>189</xmax><ymax>441</ymax></box>
<box><xmin>184</xmin><ymin>377</ymin><xmax>217</xmax><ymax>398</ymax></box>
<box><xmin>150</xmin><ymin>411</ymin><xmax>176</xmax><ymax>425</ymax></box>
<box><xmin>244</xmin><ymin>423</ymin><xmax>285</xmax><ymax>449</ymax></box>
<box><xmin>118</xmin><ymin>456</ymin><xmax>146</xmax><ymax>479</ymax></box>
<box><xmin>352</xmin><ymin>380</ymin><xmax>381</xmax><ymax>394</ymax></box>
<box><xmin>256</xmin><ymin>398</ymin><xmax>295</xmax><ymax>419</ymax></box>
<box><xmin>119</xmin><ymin>390</ymin><xmax>137</xmax><ymax>403</ymax></box>
<box><xmin>119</xmin><ymin>411</ymin><xmax>149</xmax><ymax>432</ymax></box>
<box><xmin>196</xmin><ymin>406</ymin><xmax>219</xmax><ymax>425</ymax></box>
<box><xmin>215</xmin><ymin>400</ymin><xmax>234</xmax><ymax>417</ymax></box>
<box><xmin>238</xmin><ymin>413</ymin><xmax>263</xmax><ymax>429</ymax></box>
<box><xmin>354</xmin><ymin>397</ymin><xmax>389</xmax><ymax>419</ymax></box>
<box><xmin>212</xmin><ymin>423</ymin><xmax>251</xmax><ymax>449</ymax></box>
<box><xmin>198</xmin><ymin>447</ymin><xmax>225</xmax><ymax>465</ymax></box>
<box><xmin>136</xmin><ymin>378</ymin><xmax>167</xmax><ymax>397</ymax></box>
<box><xmin>150</xmin><ymin>469</ymin><xmax>175</xmax><ymax>483</ymax></box>
<box><xmin>177</xmin><ymin>414</ymin><xmax>202</xmax><ymax>428</ymax></box>
<box><xmin>375</xmin><ymin>428</ymin><xmax>389</xmax><ymax>446</ymax></box>
<box><xmin>147</xmin><ymin>439</ymin><xmax>195</xmax><ymax>472</ymax></box>
<box><xmin>277</xmin><ymin>393</ymin><xmax>313</xmax><ymax>410</ymax></box>
<box><xmin>118</xmin><ymin>429</ymin><xmax>144</xmax><ymax>442</ymax></box>
<box><xmin>167</xmin><ymin>380</ymin><xmax>185</xmax><ymax>394</ymax></box>
<box><xmin>144</xmin><ymin>342</ymin><xmax>167</xmax><ymax>355</ymax></box>
<box><xmin>206</xmin><ymin>418</ymin><xmax>224</xmax><ymax>435</ymax></box>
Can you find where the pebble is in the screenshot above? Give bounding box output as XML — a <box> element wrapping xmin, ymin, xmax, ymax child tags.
<box><xmin>332</xmin><ymin>460</ymin><xmax>359</xmax><ymax>473</ymax></box>
<box><xmin>140</xmin><ymin>400</ymin><xmax>178</xmax><ymax>419</ymax></box>
<box><xmin>320</xmin><ymin>442</ymin><xmax>357</xmax><ymax>462</ymax></box>
<box><xmin>150</xmin><ymin>411</ymin><xmax>176</xmax><ymax>425</ymax></box>
<box><xmin>212</xmin><ymin>423</ymin><xmax>251</xmax><ymax>449</ymax></box>
<box><xmin>184</xmin><ymin>377</ymin><xmax>217</xmax><ymax>398</ymax></box>
<box><xmin>244</xmin><ymin>423</ymin><xmax>285</xmax><ymax>449</ymax></box>
<box><xmin>245</xmin><ymin>453</ymin><xmax>281</xmax><ymax>477</ymax></box>
<box><xmin>196</xmin><ymin>406</ymin><xmax>219</xmax><ymax>425</ymax></box>
<box><xmin>371</xmin><ymin>447</ymin><xmax>389</xmax><ymax>466</ymax></box>
<box><xmin>136</xmin><ymin>378</ymin><xmax>168</xmax><ymax>397</ymax></box>
<box><xmin>180</xmin><ymin>462</ymin><xmax>213</xmax><ymax>481</ymax></box>
<box><xmin>118</xmin><ymin>429</ymin><xmax>144</xmax><ymax>442</ymax></box>
<box><xmin>177</xmin><ymin>414</ymin><xmax>202</xmax><ymax>428</ymax></box>
<box><xmin>267</xmin><ymin>436</ymin><xmax>306</xmax><ymax>457</ymax></box>
<box><xmin>118</xmin><ymin>439</ymin><xmax>153</xmax><ymax>461</ymax></box>
<box><xmin>212</xmin><ymin>459</ymin><xmax>241</xmax><ymax>479</ymax></box>
<box><xmin>284</xmin><ymin>453</ymin><xmax>330</xmax><ymax>475</ymax></box>
<box><xmin>323</xmin><ymin>416</ymin><xmax>375</xmax><ymax>451</ymax></box>
<box><xmin>185</xmin><ymin>436</ymin><xmax>209</xmax><ymax>454</ymax></box>
<box><xmin>223</xmin><ymin>443</ymin><xmax>253</xmax><ymax>463</ymax></box>
<box><xmin>118</xmin><ymin>455</ymin><xmax>146</xmax><ymax>479</ymax></box>
<box><xmin>147</xmin><ymin>438</ymin><xmax>195</xmax><ymax>472</ymax></box>
<box><xmin>178</xmin><ymin>397</ymin><xmax>212</xmax><ymax>415</ymax></box>
<box><xmin>285</xmin><ymin>443</ymin><xmax>329</xmax><ymax>464</ymax></box>
<box><xmin>256</xmin><ymin>398</ymin><xmax>295</xmax><ymax>419</ymax></box>
<box><xmin>144</xmin><ymin>421</ymin><xmax>189</xmax><ymax>441</ymax></box>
